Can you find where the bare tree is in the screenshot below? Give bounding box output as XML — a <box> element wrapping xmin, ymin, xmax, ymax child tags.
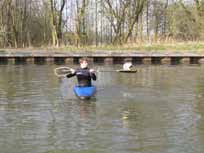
<box><xmin>103</xmin><ymin>0</ymin><xmax>130</xmax><ymax>44</ymax></box>
<box><xmin>75</xmin><ymin>0</ymin><xmax>89</xmax><ymax>46</ymax></box>
<box><xmin>50</xmin><ymin>0</ymin><xmax>66</xmax><ymax>46</ymax></box>
<box><xmin>0</xmin><ymin>0</ymin><xmax>204</xmax><ymax>48</ymax></box>
<box><xmin>125</xmin><ymin>0</ymin><xmax>147</xmax><ymax>42</ymax></box>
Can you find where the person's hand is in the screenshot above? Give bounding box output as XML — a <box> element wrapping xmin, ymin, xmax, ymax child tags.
<box><xmin>70</xmin><ymin>68</ymin><xmax>75</xmax><ymax>74</ymax></box>
<box><xmin>89</xmin><ymin>69</ymin><xmax>95</xmax><ymax>73</ymax></box>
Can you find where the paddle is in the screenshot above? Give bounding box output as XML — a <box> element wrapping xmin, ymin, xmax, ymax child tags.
<box><xmin>54</xmin><ymin>67</ymin><xmax>72</xmax><ymax>77</ymax></box>
<box><xmin>54</xmin><ymin>67</ymin><xmax>137</xmax><ymax>77</ymax></box>
<box><xmin>97</xmin><ymin>69</ymin><xmax>137</xmax><ymax>73</ymax></box>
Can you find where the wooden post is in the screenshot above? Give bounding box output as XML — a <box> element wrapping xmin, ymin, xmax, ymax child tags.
<box><xmin>124</xmin><ymin>57</ymin><xmax>133</xmax><ymax>63</ymax></box>
<box><xmin>180</xmin><ymin>57</ymin><xmax>190</xmax><ymax>64</ymax></box>
<box><xmin>8</xmin><ymin>58</ymin><xmax>15</xmax><ymax>64</ymax></box>
<box><xmin>87</xmin><ymin>58</ymin><xmax>94</xmax><ymax>64</ymax></box>
<box><xmin>143</xmin><ymin>57</ymin><xmax>151</xmax><ymax>65</ymax></box>
<box><xmin>104</xmin><ymin>57</ymin><xmax>113</xmax><ymax>64</ymax></box>
<box><xmin>26</xmin><ymin>57</ymin><xmax>34</xmax><ymax>64</ymax></box>
<box><xmin>161</xmin><ymin>57</ymin><xmax>171</xmax><ymax>65</ymax></box>
<box><xmin>198</xmin><ymin>58</ymin><xmax>204</xmax><ymax>64</ymax></box>
<box><xmin>45</xmin><ymin>57</ymin><xmax>54</xmax><ymax>63</ymax></box>
<box><xmin>65</xmin><ymin>57</ymin><xmax>74</xmax><ymax>64</ymax></box>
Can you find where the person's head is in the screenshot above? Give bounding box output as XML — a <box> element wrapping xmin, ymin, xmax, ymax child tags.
<box><xmin>79</xmin><ymin>58</ymin><xmax>89</xmax><ymax>68</ymax></box>
<box><xmin>123</xmin><ymin>62</ymin><xmax>133</xmax><ymax>70</ymax></box>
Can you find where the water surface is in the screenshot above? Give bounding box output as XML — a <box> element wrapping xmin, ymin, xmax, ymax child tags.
<box><xmin>0</xmin><ymin>64</ymin><xmax>204</xmax><ymax>153</ymax></box>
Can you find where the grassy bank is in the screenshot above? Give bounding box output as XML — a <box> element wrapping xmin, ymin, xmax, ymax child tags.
<box><xmin>73</xmin><ymin>42</ymin><xmax>204</xmax><ymax>52</ymax></box>
<box><xmin>1</xmin><ymin>42</ymin><xmax>204</xmax><ymax>53</ymax></box>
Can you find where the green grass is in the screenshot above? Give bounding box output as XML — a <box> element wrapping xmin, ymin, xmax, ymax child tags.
<box><xmin>2</xmin><ymin>41</ymin><xmax>204</xmax><ymax>53</ymax></box>
<box><xmin>46</xmin><ymin>42</ymin><xmax>204</xmax><ymax>53</ymax></box>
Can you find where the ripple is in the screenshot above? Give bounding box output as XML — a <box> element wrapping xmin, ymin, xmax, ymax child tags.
<box><xmin>0</xmin><ymin>65</ymin><xmax>204</xmax><ymax>153</ymax></box>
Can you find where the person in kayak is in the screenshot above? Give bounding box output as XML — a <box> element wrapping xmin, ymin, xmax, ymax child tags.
<box><xmin>123</xmin><ymin>62</ymin><xmax>133</xmax><ymax>70</ymax></box>
<box><xmin>66</xmin><ymin>58</ymin><xmax>97</xmax><ymax>87</ymax></box>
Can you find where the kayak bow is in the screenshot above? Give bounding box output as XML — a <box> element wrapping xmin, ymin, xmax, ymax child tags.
<box><xmin>73</xmin><ymin>86</ymin><xmax>96</xmax><ymax>99</ymax></box>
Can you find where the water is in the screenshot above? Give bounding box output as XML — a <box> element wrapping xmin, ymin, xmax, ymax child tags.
<box><xmin>0</xmin><ymin>64</ymin><xmax>204</xmax><ymax>153</ymax></box>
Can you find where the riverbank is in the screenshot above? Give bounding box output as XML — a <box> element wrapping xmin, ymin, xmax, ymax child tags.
<box><xmin>1</xmin><ymin>41</ymin><xmax>204</xmax><ymax>53</ymax></box>
<box><xmin>0</xmin><ymin>49</ymin><xmax>204</xmax><ymax>65</ymax></box>
<box><xmin>1</xmin><ymin>42</ymin><xmax>204</xmax><ymax>65</ymax></box>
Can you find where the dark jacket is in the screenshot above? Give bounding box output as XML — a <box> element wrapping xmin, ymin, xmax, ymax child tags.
<box><xmin>66</xmin><ymin>67</ymin><xmax>96</xmax><ymax>87</ymax></box>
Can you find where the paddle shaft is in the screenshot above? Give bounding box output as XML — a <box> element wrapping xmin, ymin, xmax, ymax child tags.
<box><xmin>54</xmin><ymin>67</ymin><xmax>136</xmax><ymax>77</ymax></box>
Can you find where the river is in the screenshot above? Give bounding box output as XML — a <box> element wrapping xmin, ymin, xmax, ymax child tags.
<box><xmin>0</xmin><ymin>64</ymin><xmax>204</xmax><ymax>153</ymax></box>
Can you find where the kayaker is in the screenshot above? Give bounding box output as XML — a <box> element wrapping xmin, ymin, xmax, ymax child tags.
<box><xmin>66</xmin><ymin>58</ymin><xmax>97</xmax><ymax>87</ymax></box>
<box><xmin>123</xmin><ymin>62</ymin><xmax>133</xmax><ymax>70</ymax></box>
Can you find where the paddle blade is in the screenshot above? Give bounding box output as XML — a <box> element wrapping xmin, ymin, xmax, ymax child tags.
<box><xmin>54</xmin><ymin>67</ymin><xmax>72</xmax><ymax>77</ymax></box>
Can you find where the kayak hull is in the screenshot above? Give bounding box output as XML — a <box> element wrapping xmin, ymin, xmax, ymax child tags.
<box><xmin>116</xmin><ymin>69</ymin><xmax>137</xmax><ymax>73</ymax></box>
<box><xmin>73</xmin><ymin>86</ymin><xmax>96</xmax><ymax>99</ymax></box>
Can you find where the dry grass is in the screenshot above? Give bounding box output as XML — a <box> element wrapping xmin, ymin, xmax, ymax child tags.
<box><xmin>1</xmin><ymin>41</ymin><xmax>204</xmax><ymax>53</ymax></box>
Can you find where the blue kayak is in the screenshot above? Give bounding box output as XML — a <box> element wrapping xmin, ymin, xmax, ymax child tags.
<box><xmin>73</xmin><ymin>86</ymin><xmax>96</xmax><ymax>99</ymax></box>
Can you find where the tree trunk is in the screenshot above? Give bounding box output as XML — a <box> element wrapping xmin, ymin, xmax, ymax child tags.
<box><xmin>50</xmin><ymin>0</ymin><xmax>59</xmax><ymax>46</ymax></box>
<box><xmin>95</xmin><ymin>0</ymin><xmax>98</xmax><ymax>46</ymax></box>
<box><xmin>57</xmin><ymin>0</ymin><xmax>66</xmax><ymax>45</ymax></box>
<box><xmin>146</xmin><ymin>0</ymin><xmax>150</xmax><ymax>42</ymax></box>
<box><xmin>125</xmin><ymin>0</ymin><xmax>146</xmax><ymax>43</ymax></box>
